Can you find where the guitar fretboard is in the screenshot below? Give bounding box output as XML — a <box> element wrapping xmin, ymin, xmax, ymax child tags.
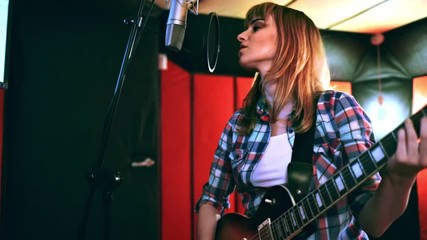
<box><xmin>269</xmin><ymin>105</ymin><xmax>427</xmax><ymax>239</ymax></box>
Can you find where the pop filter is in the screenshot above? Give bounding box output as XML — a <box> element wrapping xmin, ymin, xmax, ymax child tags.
<box><xmin>206</xmin><ymin>12</ymin><xmax>220</xmax><ymax>73</ymax></box>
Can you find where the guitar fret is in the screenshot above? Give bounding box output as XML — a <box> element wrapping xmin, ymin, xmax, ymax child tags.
<box><xmin>314</xmin><ymin>189</ymin><xmax>326</xmax><ymax>211</ymax></box>
<box><xmin>281</xmin><ymin>224</ymin><xmax>289</xmax><ymax>239</ymax></box>
<box><xmin>388</xmin><ymin>130</ymin><xmax>398</xmax><ymax>146</ymax></box>
<box><xmin>284</xmin><ymin>212</ymin><xmax>295</xmax><ymax>234</ymax></box>
<box><xmin>303</xmin><ymin>197</ymin><xmax>314</xmax><ymax>220</ymax></box>
<box><xmin>342</xmin><ymin>165</ymin><xmax>357</xmax><ymax>190</ymax></box>
<box><xmin>326</xmin><ymin>179</ymin><xmax>340</xmax><ymax>202</ymax></box>
<box><xmin>290</xmin><ymin>210</ymin><xmax>298</xmax><ymax>227</ymax></box>
<box><xmin>290</xmin><ymin>209</ymin><xmax>299</xmax><ymax>230</ymax></box>
<box><xmin>271</xmin><ymin>225</ymin><xmax>277</xmax><ymax>239</ymax></box>
<box><xmin>334</xmin><ymin>173</ymin><xmax>347</xmax><ymax>193</ymax></box>
<box><xmin>350</xmin><ymin>160</ymin><xmax>366</xmax><ymax>181</ymax></box>
<box><xmin>381</xmin><ymin>134</ymin><xmax>398</xmax><ymax>158</ymax></box>
<box><xmin>294</xmin><ymin>207</ymin><xmax>306</xmax><ymax>232</ymax></box>
<box><xmin>280</xmin><ymin>219</ymin><xmax>289</xmax><ymax>239</ymax></box>
<box><xmin>370</xmin><ymin>143</ymin><xmax>387</xmax><ymax>165</ymax></box>
<box><xmin>319</xmin><ymin>184</ymin><xmax>332</xmax><ymax>206</ymax></box>
<box><xmin>357</xmin><ymin>158</ymin><xmax>368</xmax><ymax>176</ymax></box>
<box><xmin>283</xmin><ymin>216</ymin><xmax>292</xmax><ymax>237</ymax></box>
<box><xmin>360</xmin><ymin>152</ymin><xmax>378</xmax><ymax>176</ymax></box>
<box><xmin>280</xmin><ymin>222</ymin><xmax>291</xmax><ymax>239</ymax></box>
<box><xmin>273</xmin><ymin>223</ymin><xmax>282</xmax><ymax>240</ymax></box>
<box><xmin>298</xmin><ymin>204</ymin><xmax>307</xmax><ymax>222</ymax></box>
<box><xmin>290</xmin><ymin>212</ymin><xmax>298</xmax><ymax>233</ymax></box>
<box><xmin>307</xmin><ymin>193</ymin><xmax>320</xmax><ymax>217</ymax></box>
<box><xmin>293</xmin><ymin>204</ymin><xmax>304</xmax><ymax>227</ymax></box>
<box><xmin>278</xmin><ymin>222</ymin><xmax>287</xmax><ymax>239</ymax></box>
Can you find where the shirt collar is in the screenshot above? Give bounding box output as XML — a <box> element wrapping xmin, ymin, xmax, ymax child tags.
<box><xmin>256</xmin><ymin>97</ymin><xmax>297</xmax><ymax>125</ymax></box>
<box><xmin>256</xmin><ymin>97</ymin><xmax>270</xmax><ymax>122</ymax></box>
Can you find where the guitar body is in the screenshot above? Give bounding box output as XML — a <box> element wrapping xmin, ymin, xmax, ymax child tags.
<box><xmin>215</xmin><ymin>185</ymin><xmax>296</xmax><ymax>240</ymax></box>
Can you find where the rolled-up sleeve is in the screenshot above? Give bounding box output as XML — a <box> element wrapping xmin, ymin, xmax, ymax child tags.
<box><xmin>333</xmin><ymin>92</ymin><xmax>381</xmax><ymax>218</ymax></box>
<box><xmin>195</xmin><ymin>113</ymin><xmax>239</xmax><ymax>214</ymax></box>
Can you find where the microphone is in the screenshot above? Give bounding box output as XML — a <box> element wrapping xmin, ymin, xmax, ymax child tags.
<box><xmin>165</xmin><ymin>0</ymin><xmax>194</xmax><ymax>51</ymax></box>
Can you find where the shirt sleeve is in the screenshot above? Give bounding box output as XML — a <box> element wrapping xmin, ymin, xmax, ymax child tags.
<box><xmin>194</xmin><ymin>113</ymin><xmax>239</xmax><ymax>215</ymax></box>
<box><xmin>332</xmin><ymin>92</ymin><xmax>381</xmax><ymax>218</ymax></box>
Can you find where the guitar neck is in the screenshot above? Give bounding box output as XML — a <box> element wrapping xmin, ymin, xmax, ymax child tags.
<box><xmin>269</xmin><ymin>105</ymin><xmax>427</xmax><ymax>239</ymax></box>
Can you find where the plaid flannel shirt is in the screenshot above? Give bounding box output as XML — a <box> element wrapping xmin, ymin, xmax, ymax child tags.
<box><xmin>196</xmin><ymin>90</ymin><xmax>381</xmax><ymax>239</ymax></box>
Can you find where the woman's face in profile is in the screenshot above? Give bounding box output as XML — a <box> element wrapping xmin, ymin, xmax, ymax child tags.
<box><xmin>237</xmin><ymin>14</ymin><xmax>278</xmax><ymax>74</ymax></box>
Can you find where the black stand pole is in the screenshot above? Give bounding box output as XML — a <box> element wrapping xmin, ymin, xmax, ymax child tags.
<box><xmin>77</xmin><ymin>1</ymin><xmax>155</xmax><ymax>239</ymax></box>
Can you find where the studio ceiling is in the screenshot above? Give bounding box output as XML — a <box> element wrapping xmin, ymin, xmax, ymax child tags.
<box><xmin>156</xmin><ymin>0</ymin><xmax>427</xmax><ymax>34</ymax></box>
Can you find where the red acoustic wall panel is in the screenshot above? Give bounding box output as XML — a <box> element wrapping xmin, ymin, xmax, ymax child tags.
<box><xmin>236</xmin><ymin>76</ymin><xmax>255</xmax><ymax>109</ymax></box>
<box><xmin>192</xmin><ymin>74</ymin><xmax>235</xmax><ymax>236</ymax></box>
<box><xmin>419</xmin><ymin>169</ymin><xmax>427</xmax><ymax>240</ymax></box>
<box><xmin>413</xmin><ymin>76</ymin><xmax>427</xmax><ymax>240</ymax></box>
<box><xmin>161</xmin><ymin>61</ymin><xmax>192</xmax><ymax>240</ymax></box>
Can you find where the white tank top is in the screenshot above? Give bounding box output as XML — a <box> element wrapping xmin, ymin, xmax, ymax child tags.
<box><xmin>251</xmin><ymin>133</ymin><xmax>292</xmax><ymax>187</ymax></box>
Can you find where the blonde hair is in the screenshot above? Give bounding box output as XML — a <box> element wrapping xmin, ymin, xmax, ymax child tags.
<box><xmin>239</xmin><ymin>2</ymin><xmax>330</xmax><ymax>135</ymax></box>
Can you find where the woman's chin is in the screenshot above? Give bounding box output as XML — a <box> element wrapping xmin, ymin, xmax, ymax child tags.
<box><xmin>238</xmin><ymin>60</ymin><xmax>255</xmax><ymax>71</ymax></box>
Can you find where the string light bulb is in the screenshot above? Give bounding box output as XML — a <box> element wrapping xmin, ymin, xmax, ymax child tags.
<box><xmin>371</xmin><ymin>34</ymin><xmax>385</xmax><ymax>106</ymax></box>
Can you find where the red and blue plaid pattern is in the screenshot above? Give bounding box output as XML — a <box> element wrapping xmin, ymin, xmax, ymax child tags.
<box><xmin>196</xmin><ymin>90</ymin><xmax>380</xmax><ymax>239</ymax></box>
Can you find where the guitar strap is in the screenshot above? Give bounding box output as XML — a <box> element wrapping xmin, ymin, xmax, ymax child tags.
<box><xmin>285</xmin><ymin>97</ymin><xmax>319</xmax><ymax>240</ymax></box>
<box><xmin>287</xmin><ymin>97</ymin><xmax>318</xmax><ymax>202</ymax></box>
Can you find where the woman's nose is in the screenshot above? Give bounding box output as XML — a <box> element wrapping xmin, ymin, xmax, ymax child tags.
<box><xmin>237</xmin><ymin>30</ymin><xmax>247</xmax><ymax>42</ymax></box>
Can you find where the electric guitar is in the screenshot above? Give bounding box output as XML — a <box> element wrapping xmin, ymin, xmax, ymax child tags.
<box><xmin>215</xmin><ymin>105</ymin><xmax>427</xmax><ymax>240</ymax></box>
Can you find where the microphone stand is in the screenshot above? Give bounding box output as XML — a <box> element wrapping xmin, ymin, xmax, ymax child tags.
<box><xmin>77</xmin><ymin>1</ymin><xmax>155</xmax><ymax>239</ymax></box>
